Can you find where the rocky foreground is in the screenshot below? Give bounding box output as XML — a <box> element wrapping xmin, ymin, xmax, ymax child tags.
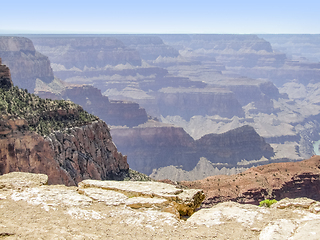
<box><xmin>0</xmin><ymin>172</ymin><xmax>320</xmax><ymax>239</ymax></box>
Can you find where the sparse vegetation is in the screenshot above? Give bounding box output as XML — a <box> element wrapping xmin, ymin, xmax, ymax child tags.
<box><xmin>123</xmin><ymin>169</ymin><xmax>152</xmax><ymax>181</ymax></box>
<box><xmin>259</xmin><ymin>199</ymin><xmax>277</xmax><ymax>207</ymax></box>
<box><xmin>0</xmin><ymin>86</ymin><xmax>98</xmax><ymax>136</ymax></box>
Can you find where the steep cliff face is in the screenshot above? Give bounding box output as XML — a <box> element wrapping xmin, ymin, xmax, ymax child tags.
<box><xmin>111</xmin><ymin>123</ymin><xmax>274</xmax><ymax>175</ymax></box>
<box><xmin>0</xmin><ymin>36</ymin><xmax>54</xmax><ymax>92</ymax></box>
<box><xmin>196</xmin><ymin>125</ymin><xmax>274</xmax><ymax>164</ymax></box>
<box><xmin>30</xmin><ymin>36</ymin><xmax>142</xmax><ymax>68</ymax></box>
<box><xmin>0</xmin><ymin>117</ymin><xmax>128</xmax><ymax>186</ymax></box>
<box><xmin>0</xmin><ymin>75</ymin><xmax>128</xmax><ymax>185</ymax></box>
<box><xmin>35</xmin><ymin>81</ymin><xmax>149</xmax><ymax>127</ymax></box>
<box><xmin>111</xmin><ymin>122</ymin><xmax>196</xmax><ymax>175</ymax></box>
<box><xmin>47</xmin><ymin>120</ymin><xmax>128</xmax><ymax>184</ymax></box>
<box><xmin>181</xmin><ymin>155</ymin><xmax>320</xmax><ymax>207</ymax></box>
<box><xmin>0</xmin><ymin>58</ymin><xmax>13</xmax><ymax>89</ymax></box>
<box><xmin>156</xmin><ymin>87</ymin><xmax>245</xmax><ymax>119</ymax></box>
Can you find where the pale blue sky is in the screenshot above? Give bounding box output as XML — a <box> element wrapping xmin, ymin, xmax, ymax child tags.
<box><xmin>1</xmin><ymin>0</ymin><xmax>319</xmax><ymax>34</ymax></box>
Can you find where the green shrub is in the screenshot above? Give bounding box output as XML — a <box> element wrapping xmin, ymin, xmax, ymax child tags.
<box><xmin>259</xmin><ymin>199</ymin><xmax>277</xmax><ymax>207</ymax></box>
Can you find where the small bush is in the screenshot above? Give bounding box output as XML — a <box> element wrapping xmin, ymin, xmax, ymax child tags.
<box><xmin>259</xmin><ymin>199</ymin><xmax>277</xmax><ymax>207</ymax></box>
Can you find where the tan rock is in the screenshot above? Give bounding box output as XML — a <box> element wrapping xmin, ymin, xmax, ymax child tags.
<box><xmin>272</xmin><ymin>197</ymin><xmax>316</xmax><ymax>210</ymax></box>
<box><xmin>0</xmin><ymin>172</ymin><xmax>48</xmax><ymax>190</ymax></box>
<box><xmin>78</xmin><ymin>179</ymin><xmax>205</xmax><ymax>216</ymax></box>
<box><xmin>3</xmin><ymin>172</ymin><xmax>320</xmax><ymax>239</ymax></box>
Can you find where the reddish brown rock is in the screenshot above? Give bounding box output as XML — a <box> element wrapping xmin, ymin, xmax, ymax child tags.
<box><xmin>0</xmin><ymin>58</ymin><xmax>13</xmax><ymax>90</ymax></box>
<box><xmin>181</xmin><ymin>155</ymin><xmax>320</xmax><ymax>207</ymax></box>
<box><xmin>0</xmin><ymin>116</ymin><xmax>128</xmax><ymax>186</ymax></box>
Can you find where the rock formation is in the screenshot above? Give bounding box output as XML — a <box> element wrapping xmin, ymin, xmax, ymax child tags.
<box><xmin>0</xmin><ymin>58</ymin><xmax>13</xmax><ymax>89</ymax></box>
<box><xmin>181</xmin><ymin>155</ymin><xmax>320</xmax><ymax>207</ymax></box>
<box><xmin>156</xmin><ymin>87</ymin><xmax>245</xmax><ymax>119</ymax></box>
<box><xmin>0</xmin><ymin>68</ymin><xmax>129</xmax><ymax>185</ymax></box>
<box><xmin>112</xmin><ymin>123</ymin><xmax>275</xmax><ymax>176</ymax></box>
<box><xmin>0</xmin><ymin>36</ymin><xmax>54</xmax><ymax>92</ymax></box>
<box><xmin>1</xmin><ymin>172</ymin><xmax>320</xmax><ymax>239</ymax></box>
<box><xmin>35</xmin><ymin>80</ymin><xmax>149</xmax><ymax>127</ymax></box>
<box><xmin>30</xmin><ymin>36</ymin><xmax>142</xmax><ymax>68</ymax></box>
<box><xmin>112</xmin><ymin>35</ymin><xmax>180</xmax><ymax>60</ymax></box>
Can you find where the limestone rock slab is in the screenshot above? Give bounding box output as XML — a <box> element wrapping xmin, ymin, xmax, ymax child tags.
<box><xmin>0</xmin><ymin>172</ymin><xmax>48</xmax><ymax>189</ymax></box>
<box><xmin>78</xmin><ymin>179</ymin><xmax>205</xmax><ymax>216</ymax></box>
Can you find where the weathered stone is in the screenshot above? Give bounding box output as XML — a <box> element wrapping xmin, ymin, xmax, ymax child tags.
<box><xmin>0</xmin><ymin>172</ymin><xmax>48</xmax><ymax>189</ymax></box>
<box><xmin>3</xmin><ymin>172</ymin><xmax>320</xmax><ymax>239</ymax></box>
<box><xmin>188</xmin><ymin>201</ymin><xmax>267</xmax><ymax>227</ymax></box>
<box><xmin>259</xmin><ymin>219</ymin><xmax>296</xmax><ymax>240</ymax></box>
<box><xmin>272</xmin><ymin>197</ymin><xmax>316</xmax><ymax>210</ymax></box>
<box><xmin>78</xmin><ymin>188</ymin><xmax>128</xmax><ymax>206</ymax></box>
<box><xmin>0</xmin><ymin>118</ymin><xmax>129</xmax><ymax>186</ymax></box>
<box><xmin>78</xmin><ymin>179</ymin><xmax>205</xmax><ymax>216</ymax></box>
<box><xmin>11</xmin><ymin>185</ymin><xmax>93</xmax><ymax>211</ymax></box>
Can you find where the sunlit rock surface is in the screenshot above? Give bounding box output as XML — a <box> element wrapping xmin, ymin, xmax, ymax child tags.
<box><xmin>1</xmin><ymin>172</ymin><xmax>320</xmax><ymax>239</ymax></box>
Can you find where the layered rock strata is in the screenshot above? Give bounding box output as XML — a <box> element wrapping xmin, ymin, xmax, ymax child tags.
<box><xmin>156</xmin><ymin>87</ymin><xmax>245</xmax><ymax>119</ymax></box>
<box><xmin>0</xmin><ymin>69</ymin><xmax>128</xmax><ymax>185</ymax></box>
<box><xmin>181</xmin><ymin>155</ymin><xmax>320</xmax><ymax>207</ymax></box>
<box><xmin>0</xmin><ymin>118</ymin><xmax>128</xmax><ymax>185</ymax></box>
<box><xmin>112</xmin><ymin>124</ymin><xmax>274</xmax><ymax>176</ymax></box>
<box><xmin>0</xmin><ymin>36</ymin><xmax>54</xmax><ymax>92</ymax></box>
<box><xmin>0</xmin><ymin>58</ymin><xmax>13</xmax><ymax>89</ymax></box>
<box><xmin>30</xmin><ymin>36</ymin><xmax>142</xmax><ymax>68</ymax></box>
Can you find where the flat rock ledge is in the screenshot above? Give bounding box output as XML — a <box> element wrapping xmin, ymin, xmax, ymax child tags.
<box><xmin>2</xmin><ymin>172</ymin><xmax>320</xmax><ymax>239</ymax></box>
<box><xmin>78</xmin><ymin>179</ymin><xmax>205</xmax><ymax>216</ymax></box>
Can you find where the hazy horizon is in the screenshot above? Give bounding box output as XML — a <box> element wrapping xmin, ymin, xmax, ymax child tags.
<box><xmin>1</xmin><ymin>0</ymin><xmax>320</xmax><ymax>34</ymax></box>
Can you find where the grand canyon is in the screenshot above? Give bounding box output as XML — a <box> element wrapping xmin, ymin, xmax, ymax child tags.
<box><xmin>1</xmin><ymin>32</ymin><xmax>320</xmax><ymax>239</ymax></box>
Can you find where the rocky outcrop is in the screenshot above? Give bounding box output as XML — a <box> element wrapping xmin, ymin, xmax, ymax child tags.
<box><xmin>196</xmin><ymin>125</ymin><xmax>274</xmax><ymax>164</ymax></box>
<box><xmin>0</xmin><ymin>118</ymin><xmax>128</xmax><ymax>185</ymax></box>
<box><xmin>181</xmin><ymin>155</ymin><xmax>320</xmax><ymax>207</ymax></box>
<box><xmin>78</xmin><ymin>179</ymin><xmax>204</xmax><ymax>216</ymax></box>
<box><xmin>61</xmin><ymin>85</ymin><xmax>148</xmax><ymax>127</ymax></box>
<box><xmin>0</xmin><ymin>78</ymin><xmax>129</xmax><ymax>185</ymax></box>
<box><xmin>0</xmin><ymin>58</ymin><xmax>13</xmax><ymax>89</ymax></box>
<box><xmin>0</xmin><ymin>36</ymin><xmax>54</xmax><ymax>92</ymax></box>
<box><xmin>35</xmin><ymin>81</ymin><xmax>149</xmax><ymax>127</ymax></box>
<box><xmin>1</xmin><ymin>172</ymin><xmax>320</xmax><ymax>239</ymax></box>
<box><xmin>112</xmin><ymin>123</ymin><xmax>274</xmax><ymax>176</ymax></box>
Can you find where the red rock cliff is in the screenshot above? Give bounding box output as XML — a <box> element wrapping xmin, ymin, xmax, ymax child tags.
<box><xmin>0</xmin><ymin>117</ymin><xmax>128</xmax><ymax>186</ymax></box>
<box><xmin>0</xmin><ymin>58</ymin><xmax>13</xmax><ymax>89</ymax></box>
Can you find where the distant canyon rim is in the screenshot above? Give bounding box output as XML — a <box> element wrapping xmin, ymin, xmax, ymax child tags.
<box><xmin>1</xmin><ymin>34</ymin><xmax>320</xmax><ymax>181</ymax></box>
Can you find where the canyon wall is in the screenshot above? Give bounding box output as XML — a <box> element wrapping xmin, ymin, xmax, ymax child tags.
<box><xmin>111</xmin><ymin>124</ymin><xmax>274</xmax><ymax>176</ymax></box>
<box><xmin>30</xmin><ymin>36</ymin><xmax>142</xmax><ymax>68</ymax></box>
<box><xmin>0</xmin><ymin>36</ymin><xmax>54</xmax><ymax>92</ymax></box>
<box><xmin>0</xmin><ymin>58</ymin><xmax>13</xmax><ymax>89</ymax></box>
<box><xmin>0</xmin><ymin>64</ymin><xmax>129</xmax><ymax>185</ymax></box>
